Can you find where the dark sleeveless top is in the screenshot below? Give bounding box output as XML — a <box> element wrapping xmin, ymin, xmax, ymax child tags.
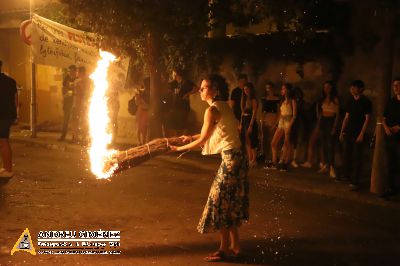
<box><xmin>261</xmin><ymin>98</ymin><xmax>280</xmax><ymax>113</ymax></box>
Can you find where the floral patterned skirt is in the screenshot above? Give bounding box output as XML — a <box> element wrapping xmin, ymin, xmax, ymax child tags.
<box><xmin>197</xmin><ymin>149</ymin><xmax>249</xmax><ymax>234</ymax></box>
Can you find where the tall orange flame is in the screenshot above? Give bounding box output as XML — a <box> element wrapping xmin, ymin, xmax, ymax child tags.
<box><xmin>88</xmin><ymin>51</ymin><xmax>117</xmax><ymax>179</ymax></box>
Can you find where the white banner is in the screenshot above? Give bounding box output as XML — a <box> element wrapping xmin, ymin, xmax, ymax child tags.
<box><xmin>30</xmin><ymin>14</ymin><xmax>129</xmax><ymax>84</ymax></box>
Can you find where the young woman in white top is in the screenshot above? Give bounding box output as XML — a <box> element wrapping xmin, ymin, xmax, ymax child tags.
<box><xmin>270</xmin><ymin>83</ymin><xmax>297</xmax><ymax>171</ymax></box>
<box><xmin>170</xmin><ymin>74</ymin><xmax>249</xmax><ymax>262</ymax></box>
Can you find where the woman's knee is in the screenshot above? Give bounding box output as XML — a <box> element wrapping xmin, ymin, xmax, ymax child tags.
<box><xmin>271</xmin><ymin>137</ymin><xmax>279</xmax><ymax>148</ymax></box>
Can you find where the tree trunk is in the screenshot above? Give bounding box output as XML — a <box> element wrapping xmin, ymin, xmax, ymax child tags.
<box><xmin>146</xmin><ymin>32</ymin><xmax>163</xmax><ymax>139</ymax></box>
<box><xmin>370</xmin><ymin>12</ymin><xmax>395</xmax><ymax>195</ymax></box>
<box><xmin>207</xmin><ymin>0</ymin><xmax>226</xmax><ymax>38</ymax></box>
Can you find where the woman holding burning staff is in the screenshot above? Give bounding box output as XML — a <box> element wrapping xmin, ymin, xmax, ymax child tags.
<box><xmin>170</xmin><ymin>74</ymin><xmax>249</xmax><ymax>262</ymax></box>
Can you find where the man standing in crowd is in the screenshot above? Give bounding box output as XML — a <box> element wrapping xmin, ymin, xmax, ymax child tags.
<box><xmin>59</xmin><ymin>65</ymin><xmax>77</xmax><ymax>141</ymax></box>
<box><xmin>72</xmin><ymin>66</ymin><xmax>91</xmax><ymax>143</ymax></box>
<box><xmin>0</xmin><ymin>60</ymin><xmax>18</xmax><ymax>179</ymax></box>
<box><xmin>382</xmin><ymin>77</ymin><xmax>400</xmax><ymax>198</ymax></box>
<box><xmin>167</xmin><ymin>68</ymin><xmax>197</xmax><ymax>136</ymax></box>
<box><xmin>108</xmin><ymin>74</ymin><xmax>122</xmax><ymax>145</ymax></box>
<box><xmin>229</xmin><ymin>74</ymin><xmax>248</xmax><ymax>122</ymax></box>
<box><xmin>339</xmin><ymin>80</ymin><xmax>372</xmax><ymax>191</ymax></box>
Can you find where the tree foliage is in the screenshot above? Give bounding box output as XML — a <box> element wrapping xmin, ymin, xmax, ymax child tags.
<box><xmin>38</xmin><ymin>0</ymin><xmax>353</xmax><ymax>77</ymax></box>
<box><xmin>38</xmin><ymin>0</ymin><xmax>398</xmax><ymax>81</ymax></box>
<box><xmin>53</xmin><ymin>0</ymin><xmax>210</xmax><ymax>75</ymax></box>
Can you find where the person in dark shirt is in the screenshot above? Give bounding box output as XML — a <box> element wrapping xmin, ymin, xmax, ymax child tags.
<box><xmin>289</xmin><ymin>86</ymin><xmax>306</xmax><ymax>168</ymax></box>
<box><xmin>166</xmin><ymin>68</ymin><xmax>197</xmax><ymax>136</ymax></box>
<box><xmin>339</xmin><ymin>80</ymin><xmax>372</xmax><ymax>190</ymax></box>
<box><xmin>59</xmin><ymin>65</ymin><xmax>77</xmax><ymax>141</ymax></box>
<box><xmin>0</xmin><ymin>60</ymin><xmax>18</xmax><ymax>178</ymax></box>
<box><xmin>229</xmin><ymin>74</ymin><xmax>248</xmax><ymax>121</ymax></box>
<box><xmin>382</xmin><ymin>77</ymin><xmax>400</xmax><ymax>197</ymax></box>
<box><xmin>72</xmin><ymin>66</ymin><xmax>92</xmax><ymax>144</ymax></box>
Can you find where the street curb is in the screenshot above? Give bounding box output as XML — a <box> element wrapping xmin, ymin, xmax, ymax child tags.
<box><xmin>11</xmin><ymin>136</ymin><xmax>82</xmax><ymax>153</ymax></box>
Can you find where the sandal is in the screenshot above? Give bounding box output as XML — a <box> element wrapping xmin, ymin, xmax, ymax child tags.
<box><xmin>228</xmin><ymin>249</ymin><xmax>245</xmax><ymax>260</ymax></box>
<box><xmin>203</xmin><ymin>250</ymin><xmax>228</xmax><ymax>262</ymax></box>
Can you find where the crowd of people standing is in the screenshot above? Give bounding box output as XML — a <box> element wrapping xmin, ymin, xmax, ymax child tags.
<box><xmin>230</xmin><ymin>74</ymin><xmax>399</xmax><ymax>195</ymax></box>
<box><xmin>58</xmin><ymin>64</ymin><xmax>120</xmax><ymax>145</ymax></box>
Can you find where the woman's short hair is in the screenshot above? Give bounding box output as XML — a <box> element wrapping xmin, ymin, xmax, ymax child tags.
<box><xmin>203</xmin><ymin>74</ymin><xmax>229</xmax><ymax>101</ymax></box>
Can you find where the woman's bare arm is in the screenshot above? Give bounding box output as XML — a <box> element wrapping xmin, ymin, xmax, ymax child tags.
<box><xmin>175</xmin><ymin>106</ymin><xmax>219</xmax><ymax>151</ymax></box>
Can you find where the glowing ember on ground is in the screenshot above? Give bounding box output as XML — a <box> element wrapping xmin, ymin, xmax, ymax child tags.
<box><xmin>88</xmin><ymin>50</ymin><xmax>117</xmax><ymax>179</ymax></box>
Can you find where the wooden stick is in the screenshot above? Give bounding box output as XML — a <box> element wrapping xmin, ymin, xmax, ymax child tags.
<box><xmin>103</xmin><ymin>137</ymin><xmax>189</xmax><ymax>174</ymax></box>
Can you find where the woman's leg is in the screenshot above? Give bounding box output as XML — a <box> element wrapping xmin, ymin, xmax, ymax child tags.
<box><xmin>229</xmin><ymin>226</ymin><xmax>241</xmax><ymax>253</ymax></box>
<box><xmin>263</xmin><ymin>124</ymin><xmax>272</xmax><ymax>161</ymax></box>
<box><xmin>319</xmin><ymin>119</ymin><xmax>330</xmax><ymax>171</ymax></box>
<box><xmin>283</xmin><ymin>128</ymin><xmax>292</xmax><ymax>164</ymax></box>
<box><xmin>303</xmin><ymin>125</ymin><xmax>319</xmax><ymax>166</ymax></box>
<box><xmin>251</xmin><ymin>148</ymin><xmax>256</xmax><ymax>164</ymax></box>
<box><xmin>271</xmin><ymin>128</ymin><xmax>284</xmax><ymax>164</ymax></box>
<box><xmin>308</xmin><ymin>126</ymin><xmax>318</xmax><ymax>162</ymax></box>
<box><xmin>245</xmin><ymin>132</ymin><xmax>252</xmax><ymax>162</ymax></box>
<box><xmin>219</xmin><ymin>228</ymin><xmax>230</xmax><ymax>253</ymax></box>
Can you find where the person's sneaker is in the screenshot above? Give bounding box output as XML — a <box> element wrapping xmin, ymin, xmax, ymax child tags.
<box><xmin>380</xmin><ymin>189</ymin><xmax>397</xmax><ymax>199</ymax></box>
<box><xmin>291</xmin><ymin>161</ymin><xmax>299</xmax><ymax>168</ymax></box>
<box><xmin>279</xmin><ymin>163</ymin><xmax>288</xmax><ymax>172</ymax></box>
<box><xmin>334</xmin><ymin>176</ymin><xmax>348</xmax><ymax>182</ymax></box>
<box><xmin>329</xmin><ymin>167</ymin><xmax>337</xmax><ymax>178</ymax></box>
<box><xmin>0</xmin><ymin>170</ymin><xmax>14</xmax><ymax>178</ymax></box>
<box><xmin>349</xmin><ymin>183</ymin><xmax>360</xmax><ymax>191</ymax></box>
<box><xmin>249</xmin><ymin>161</ymin><xmax>257</xmax><ymax>168</ymax></box>
<box><xmin>301</xmin><ymin>162</ymin><xmax>312</xmax><ymax>168</ymax></box>
<box><xmin>265</xmin><ymin>162</ymin><xmax>278</xmax><ymax>170</ymax></box>
<box><xmin>263</xmin><ymin>161</ymin><xmax>272</xmax><ymax>169</ymax></box>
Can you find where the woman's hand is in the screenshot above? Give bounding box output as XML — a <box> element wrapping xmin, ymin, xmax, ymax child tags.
<box><xmin>169</xmin><ymin>145</ymin><xmax>179</xmax><ymax>152</ymax></box>
<box><xmin>391</xmin><ymin>125</ymin><xmax>400</xmax><ymax>134</ymax></box>
<box><xmin>384</xmin><ymin>126</ymin><xmax>392</xmax><ymax>136</ymax></box>
<box><xmin>179</xmin><ymin>135</ymin><xmax>192</xmax><ymax>143</ymax></box>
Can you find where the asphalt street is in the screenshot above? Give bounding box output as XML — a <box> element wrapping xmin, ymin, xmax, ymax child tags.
<box><xmin>0</xmin><ymin>140</ymin><xmax>399</xmax><ymax>266</ymax></box>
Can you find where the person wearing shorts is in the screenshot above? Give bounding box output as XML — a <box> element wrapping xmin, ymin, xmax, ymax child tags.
<box><xmin>270</xmin><ymin>83</ymin><xmax>297</xmax><ymax>171</ymax></box>
<box><xmin>0</xmin><ymin>60</ymin><xmax>18</xmax><ymax>178</ymax></box>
